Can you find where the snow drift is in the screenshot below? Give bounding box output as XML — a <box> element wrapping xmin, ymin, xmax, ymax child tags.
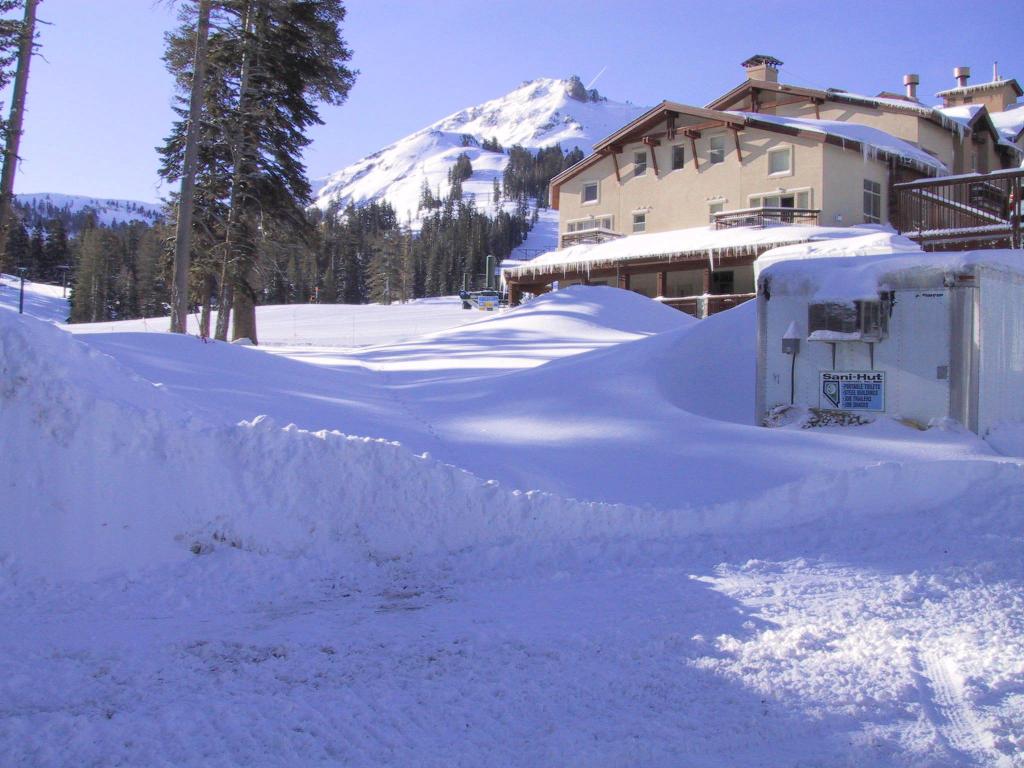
<box><xmin>3</xmin><ymin>307</ymin><xmax>1022</xmax><ymax>582</ymax></box>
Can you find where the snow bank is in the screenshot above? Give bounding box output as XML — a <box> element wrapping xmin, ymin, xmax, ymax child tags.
<box><xmin>4</xmin><ymin>309</ymin><xmax>1019</xmax><ymax>582</ymax></box>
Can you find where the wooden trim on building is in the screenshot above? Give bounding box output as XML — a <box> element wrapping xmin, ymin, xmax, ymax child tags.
<box><xmin>730</xmin><ymin>126</ymin><xmax>743</xmax><ymax>163</ymax></box>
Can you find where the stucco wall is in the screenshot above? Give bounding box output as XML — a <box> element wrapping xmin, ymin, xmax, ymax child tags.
<box><xmin>557</xmin><ymin>120</ymin><xmax>828</xmax><ymax>240</ymax></box>
<box><xmin>820</xmin><ymin>143</ymin><xmax>890</xmax><ymax>226</ymax></box>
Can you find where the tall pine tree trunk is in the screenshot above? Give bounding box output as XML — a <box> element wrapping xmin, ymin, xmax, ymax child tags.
<box><xmin>214</xmin><ymin>264</ymin><xmax>232</xmax><ymax>340</ymax></box>
<box><xmin>0</xmin><ymin>0</ymin><xmax>38</xmax><ymax>271</ymax></box>
<box><xmin>199</xmin><ymin>272</ymin><xmax>214</xmax><ymax>338</ymax></box>
<box><xmin>169</xmin><ymin>0</ymin><xmax>210</xmax><ymax>333</ymax></box>
<box><xmin>225</xmin><ymin>0</ymin><xmax>258</xmax><ymax>344</ymax></box>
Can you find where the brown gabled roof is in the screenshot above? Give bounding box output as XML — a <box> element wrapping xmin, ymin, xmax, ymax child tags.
<box><xmin>708</xmin><ymin>79</ymin><xmax>826</xmax><ymax>111</ymax></box>
<box><xmin>591</xmin><ymin>100</ymin><xmax>744</xmax><ymax>153</ymax></box>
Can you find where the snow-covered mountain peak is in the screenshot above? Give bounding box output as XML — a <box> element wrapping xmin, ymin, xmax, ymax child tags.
<box><xmin>15</xmin><ymin>193</ymin><xmax>163</xmax><ymax>231</ymax></box>
<box><xmin>313</xmin><ymin>77</ymin><xmax>646</xmax><ymax>226</ymax></box>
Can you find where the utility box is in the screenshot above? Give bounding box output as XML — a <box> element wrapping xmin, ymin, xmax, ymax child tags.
<box><xmin>756</xmin><ymin>250</ymin><xmax>1024</xmax><ymax>435</ymax></box>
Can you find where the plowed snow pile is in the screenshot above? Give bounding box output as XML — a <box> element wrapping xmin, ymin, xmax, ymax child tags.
<box><xmin>2</xmin><ymin>286</ymin><xmax>1024</xmax><ymax>767</ymax></box>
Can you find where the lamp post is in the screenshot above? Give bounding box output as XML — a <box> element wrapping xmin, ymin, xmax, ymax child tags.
<box><xmin>16</xmin><ymin>265</ymin><xmax>26</xmax><ymax>314</ymax></box>
<box><xmin>56</xmin><ymin>264</ymin><xmax>70</xmax><ymax>297</ymax></box>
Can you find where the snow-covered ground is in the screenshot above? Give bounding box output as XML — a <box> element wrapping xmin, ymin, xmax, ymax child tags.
<box><xmin>0</xmin><ymin>273</ymin><xmax>69</xmax><ymax>323</ymax></box>
<box><xmin>2</xmin><ymin>269</ymin><xmax>1023</xmax><ymax>766</ymax></box>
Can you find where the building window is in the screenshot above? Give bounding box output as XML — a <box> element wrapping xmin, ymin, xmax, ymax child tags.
<box><xmin>632</xmin><ymin>213</ymin><xmax>647</xmax><ymax>233</ymax></box>
<box><xmin>566</xmin><ymin>216</ymin><xmax>613</xmax><ymax>233</ymax></box>
<box><xmin>768</xmin><ymin>147</ymin><xmax>792</xmax><ymax>175</ymax></box>
<box><xmin>582</xmin><ymin>182</ymin><xmax>599</xmax><ymax>204</ymax></box>
<box><xmin>709</xmin><ymin>136</ymin><xmax>725</xmax><ymax>165</ymax></box>
<box><xmin>749</xmin><ymin>190</ymin><xmax>811</xmax><ymax>209</ymax></box>
<box><xmin>633</xmin><ymin>150</ymin><xmax>647</xmax><ymax>177</ymax></box>
<box><xmin>863</xmin><ymin>179</ymin><xmax>882</xmax><ymax>223</ymax></box>
<box><xmin>671</xmin><ymin>145</ymin><xmax>685</xmax><ymax>170</ymax></box>
<box><xmin>708</xmin><ymin>201</ymin><xmax>725</xmax><ymax>222</ymax></box>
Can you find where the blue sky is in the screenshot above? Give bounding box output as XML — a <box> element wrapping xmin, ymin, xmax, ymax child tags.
<box><xmin>7</xmin><ymin>0</ymin><xmax>1024</xmax><ymax>202</ymax></box>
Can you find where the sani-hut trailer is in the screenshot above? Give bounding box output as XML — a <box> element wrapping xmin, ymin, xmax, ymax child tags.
<box><xmin>756</xmin><ymin>249</ymin><xmax>1024</xmax><ymax>435</ymax></box>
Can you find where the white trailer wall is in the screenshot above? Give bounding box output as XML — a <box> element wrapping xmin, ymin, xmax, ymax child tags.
<box><xmin>977</xmin><ymin>266</ymin><xmax>1024</xmax><ymax>436</ymax></box>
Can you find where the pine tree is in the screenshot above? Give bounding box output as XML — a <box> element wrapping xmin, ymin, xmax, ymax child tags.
<box><xmin>27</xmin><ymin>218</ymin><xmax>42</xmax><ymax>277</ymax></box>
<box><xmin>160</xmin><ymin>0</ymin><xmax>356</xmax><ymax>343</ymax></box>
<box><xmin>0</xmin><ymin>0</ymin><xmax>38</xmax><ymax>270</ymax></box>
<box><xmin>3</xmin><ymin>216</ymin><xmax>26</xmax><ymax>270</ymax></box>
<box><xmin>40</xmin><ymin>217</ymin><xmax>68</xmax><ymax>281</ymax></box>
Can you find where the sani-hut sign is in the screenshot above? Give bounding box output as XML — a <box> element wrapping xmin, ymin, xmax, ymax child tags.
<box><xmin>820</xmin><ymin>371</ymin><xmax>885</xmax><ymax>412</ymax></box>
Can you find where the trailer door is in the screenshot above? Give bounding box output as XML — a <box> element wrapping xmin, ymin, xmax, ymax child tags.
<box><xmin>888</xmin><ymin>289</ymin><xmax>951</xmax><ymax>424</ymax></box>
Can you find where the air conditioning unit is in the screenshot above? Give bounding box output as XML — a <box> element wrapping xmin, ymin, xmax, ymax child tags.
<box><xmin>806</xmin><ymin>295</ymin><xmax>890</xmax><ymax>343</ymax></box>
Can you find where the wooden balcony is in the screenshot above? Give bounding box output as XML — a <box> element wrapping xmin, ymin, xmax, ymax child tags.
<box><xmin>559</xmin><ymin>227</ymin><xmax>623</xmax><ymax>249</ymax></box>
<box><xmin>893</xmin><ymin>168</ymin><xmax>1023</xmax><ymax>250</ymax></box>
<box><xmin>657</xmin><ymin>292</ymin><xmax>756</xmax><ymax>318</ymax></box>
<box><xmin>712</xmin><ymin>207</ymin><xmax>820</xmax><ymax>230</ymax></box>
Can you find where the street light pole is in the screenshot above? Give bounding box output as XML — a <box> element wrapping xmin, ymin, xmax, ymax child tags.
<box><xmin>56</xmin><ymin>264</ymin><xmax>70</xmax><ymax>297</ymax></box>
<box><xmin>17</xmin><ymin>265</ymin><xmax>26</xmax><ymax>314</ymax></box>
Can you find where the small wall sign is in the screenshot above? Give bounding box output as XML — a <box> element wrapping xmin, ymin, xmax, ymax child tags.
<box><xmin>820</xmin><ymin>371</ymin><xmax>885</xmax><ymax>412</ymax></box>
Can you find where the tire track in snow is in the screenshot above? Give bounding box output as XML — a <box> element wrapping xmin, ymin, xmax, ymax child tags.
<box><xmin>913</xmin><ymin>650</ymin><xmax>1007</xmax><ymax>767</ymax></box>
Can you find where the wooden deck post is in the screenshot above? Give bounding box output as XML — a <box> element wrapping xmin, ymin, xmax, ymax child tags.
<box><xmin>656</xmin><ymin>271</ymin><xmax>667</xmax><ymax>297</ymax></box>
<box><xmin>508</xmin><ymin>283</ymin><xmax>522</xmax><ymax>306</ymax></box>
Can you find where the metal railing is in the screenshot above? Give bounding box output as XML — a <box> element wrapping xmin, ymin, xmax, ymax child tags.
<box><xmin>712</xmin><ymin>207</ymin><xmax>820</xmax><ymax>229</ymax></box>
<box><xmin>893</xmin><ymin>168</ymin><xmax>1023</xmax><ymax>250</ymax></box>
<box><xmin>559</xmin><ymin>227</ymin><xmax>623</xmax><ymax>248</ymax></box>
<box><xmin>657</xmin><ymin>292</ymin><xmax>756</xmax><ymax>318</ymax></box>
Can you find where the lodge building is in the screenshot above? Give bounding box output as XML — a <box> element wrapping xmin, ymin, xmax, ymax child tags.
<box><xmin>503</xmin><ymin>56</ymin><xmax>1024</xmax><ymax>314</ymax></box>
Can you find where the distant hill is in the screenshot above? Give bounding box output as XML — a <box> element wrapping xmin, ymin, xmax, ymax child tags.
<box><xmin>14</xmin><ymin>193</ymin><xmax>164</xmax><ymax>234</ymax></box>
<box><xmin>313</xmin><ymin>76</ymin><xmax>647</xmax><ymax>229</ymax></box>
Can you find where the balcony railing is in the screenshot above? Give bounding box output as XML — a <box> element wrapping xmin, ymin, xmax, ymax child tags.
<box><xmin>712</xmin><ymin>207</ymin><xmax>820</xmax><ymax>230</ymax></box>
<box><xmin>893</xmin><ymin>168</ymin><xmax>1023</xmax><ymax>250</ymax></box>
<box><xmin>657</xmin><ymin>292</ymin><xmax>756</xmax><ymax>318</ymax></box>
<box><xmin>559</xmin><ymin>227</ymin><xmax>623</xmax><ymax>249</ymax></box>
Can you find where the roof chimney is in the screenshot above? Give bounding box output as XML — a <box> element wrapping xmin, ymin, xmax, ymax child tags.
<box><xmin>954</xmin><ymin>66</ymin><xmax>971</xmax><ymax>88</ymax></box>
<box><xmin>903</xmin><ymin>73</ymin><xmax>920</xmax><ymax>101</ymax></box>
<box><xmin>742</xmin><ymin>55</ymin><xmax>783</xmax><ymax>83</ymax></box>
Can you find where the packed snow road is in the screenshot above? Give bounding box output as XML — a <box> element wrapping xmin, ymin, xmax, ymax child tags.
<box><xmin>2</xmin><ymin>470</ymin><xmax>1021</xmax><ymax>767</ymax></box>
<box><xmin>2</xmin><ymin>283</ymin><xmax>1023</xmax><ymax>766</ymax></box>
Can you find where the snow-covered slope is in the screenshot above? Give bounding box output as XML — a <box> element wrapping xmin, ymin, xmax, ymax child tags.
<box><xmin>314</xmin><ymin>77</ymin><xmax>646</xmax><ymax>226</ymax></box>
<box><xmin>15</xmin><ymin>192</ymin><xmax>163</xmax><ymax>228</ymax></box>
<box><xmin>0</xmin><ymin>273</ymin><xmax>69</xmax><ymax>322</ymax></box>
<box><xmin>4</xmin><ymin>284</ymin><xmax>1024</xmax><ymax>766</ymax></box>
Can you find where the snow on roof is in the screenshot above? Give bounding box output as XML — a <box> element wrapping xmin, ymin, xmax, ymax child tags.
<box><xmin>936</xmin><ymin>104</ymin><xmax>984</xmax><ymax>126</ymax></box>
<box><xmin>760</xmin><ymin>246</ymin><xmax>1024</xmax><ymax>302</ymax></box>
<box><xmin>504</xmin><ymin>224</ymin><xmax>883</xmax><ymax>278</ymax></box>
<box><xmin>935</xmin><ymin>78</ymin><xmax>1023</xmax><ymax>98</ymax></box>
<box><xmin>731</xmin><ymin>112</ymin><xmax>949</xmax><ymax>174</ymax></box>
<box><xmin>990</xmin><ymin>104</ymin><xmax>1024</xmax><ymax>143</ymax></box>
<box><xmin>936</xmin><ymin>104</ymin><xmax>1023</xmax><ymax>151</ymax></box>
<box><xmin>753</xmin><ymin>229</ymin><xmax>922</xmax><ymax>281</ymax></box>
<box><xmin>830</xmin><ymin>90</ymin><xmax>936</xmax><ymax>115</ymax></box>
<box><xmin>818</xmin><ymin>89</ymin><xmax>975</xmax><ymax>136</ymax></box>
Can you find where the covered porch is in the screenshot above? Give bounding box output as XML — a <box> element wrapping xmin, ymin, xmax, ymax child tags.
<box><xmin>504</xmin><ymin>224</ymin><xmax>829</xmax><ymax>318</ymax></box>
